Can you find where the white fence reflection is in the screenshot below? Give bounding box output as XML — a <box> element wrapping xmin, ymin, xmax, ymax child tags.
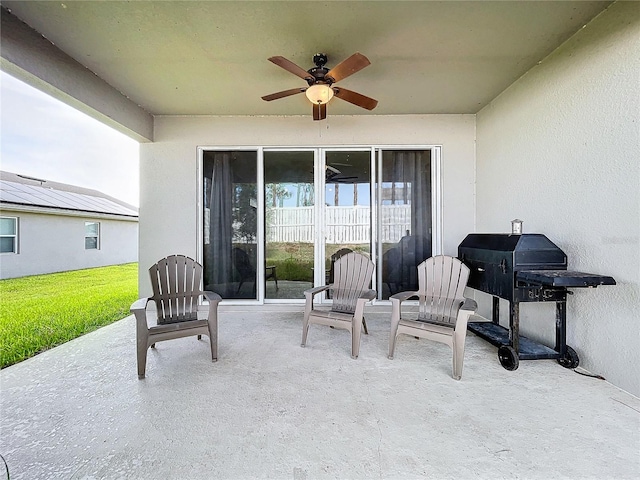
<box><xmin>266</xmin><ymin>205</ymin><xmax>411</xmax><ymax>244</ymax></box>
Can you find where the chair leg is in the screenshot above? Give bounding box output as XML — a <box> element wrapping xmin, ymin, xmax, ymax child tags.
<box><xmin>137</xmin><ymin>341</ymin><xmax>148</xmax><ymax>379</ymax></box>
<box><xmin>452</xmin><ymin>337</ymin><xmax>466</xmax><ymax>381</ymax></box>
<box><xmin>351</xmin><ymin>319</ymin><xmax>362</xmax><ymax>359</ymax></box>
<box><xmin>388</xmin><ymin>317</ymin><xmax>401</xmax><ymax>360</ymax></box>
<box><xmin>301</xmin><ymin>317</ymin><xmax>310</xmax><ymax>347</ymax></box>
<box><xmin>208</xmin><ymin>319</ymin><xmax>218</xmax><ymax>362</ymax></box>
<box><xmin>362</xmin><ymin>318</ymin><xmax>368</xmax><ymax>335</ymax></box>
<box><xmin>135</xmin><ymin>313</ymin><xmax>150</xmax><ymax>378</ymax></box>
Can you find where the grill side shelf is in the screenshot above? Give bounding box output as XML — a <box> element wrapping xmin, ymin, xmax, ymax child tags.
<box><xmin>516</xmin><ymin>270</ymin><xmax>616</xmax><ymax>287</ymax></box>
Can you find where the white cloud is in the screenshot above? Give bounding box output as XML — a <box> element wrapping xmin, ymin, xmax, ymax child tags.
<box><xmin>1</xmin><ymin>72</ymin><xmax>140</xmax><ymax>207</ymax></box>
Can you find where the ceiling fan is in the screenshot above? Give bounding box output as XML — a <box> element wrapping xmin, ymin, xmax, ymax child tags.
<box><xmin>261</xmin><ymin>52</ymin><xmax>378</xmax><ymax>121</ymax></box>
<box><xmin>325</xmin><ymin>165</ymin><xmax>358</xmax><ymax>184</ymax></box>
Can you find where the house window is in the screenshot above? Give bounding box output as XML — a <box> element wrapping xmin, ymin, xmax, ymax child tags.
<box><xmin>85</xmin><ymin>221</ymin><xmax>100</xmax><ymax>249</ymax></box>
<box><xmin>0</xmin><ymin>216</ymin><xmax>18</xmax><ymax>253</ymax></box>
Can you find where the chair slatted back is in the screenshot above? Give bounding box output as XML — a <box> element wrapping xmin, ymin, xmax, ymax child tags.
<box><xmin>417</xmin><ymin>255</ymin><xmax>470</xmax><ymax>325</ymax></box>
<box><xmin>149</xmin><ymin>255</ymin><xmax>203</xmax><ymax>324</ymax></box>
<box><xmin>331</xmin><ymin>252</ymin><xmax>375</xmax><ymax>314</ymax></box>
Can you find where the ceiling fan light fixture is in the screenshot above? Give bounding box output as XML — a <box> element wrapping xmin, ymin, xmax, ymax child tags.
<box><xmin>305</xmin><ymin>84</ymin><xmax>334</xmax><ymax>105</ymax></box>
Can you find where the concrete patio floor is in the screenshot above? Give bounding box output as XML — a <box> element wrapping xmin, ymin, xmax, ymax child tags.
<box><xmin>1</xmin><ymin>306</ymin><xmax>639</xmax><ymax>480</ymax></box>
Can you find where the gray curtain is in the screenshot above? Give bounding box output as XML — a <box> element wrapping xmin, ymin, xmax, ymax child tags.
<box><xmin>209</xmin><ymin>152</ymin><xmax>234</xmax><ymax>296</ymax></box>
<box><xmin>408</xmin><ymin>150</ymin><xmax>431</xmax><ymax>247</ymax></box>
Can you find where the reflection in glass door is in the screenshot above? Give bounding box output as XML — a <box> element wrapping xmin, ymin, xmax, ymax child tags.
<box><xmin>264</xmin><ymin>151</ymin><xmax>315</xmax><ymax>300</ymax></box>
<box><xmin>324</xmin><ymin>150</ymin><xmax>372</xmax><ymax>291</ymax></box>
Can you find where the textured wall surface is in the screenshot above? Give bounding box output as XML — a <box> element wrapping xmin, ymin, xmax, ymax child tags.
<box><xmin>0</xmin><ymin>210</ymin><xmax>138</xmax><ymax>279</ymax></box>
<box><xmin>476</xmin><ymin>2</ymin><xmax>640</xmax><ymax>395</ymax></box>
<box><xmin>140</xmin><ymin>114</ymin><xmax>476</xmax><ymax>295</ymax></box>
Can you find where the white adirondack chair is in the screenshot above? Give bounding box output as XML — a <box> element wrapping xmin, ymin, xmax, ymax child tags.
<box><xmin>130</xmin><ymin>255</ymin><xmax>222</xmax><ymax>378</ymax></box>
<box><xmin>302</xmin><ymin>251</ymin><xmax>376</xmax><ymax>359</ymax></box>
<box><xmin>388</xmin><ymin>255</ymin><xmax>477</xmax><ymax>380</ymax></box>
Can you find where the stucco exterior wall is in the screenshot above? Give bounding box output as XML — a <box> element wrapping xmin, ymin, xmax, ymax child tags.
<box><xmin>476</xmin><ymin>2</ymin><xmax>640</xmax><ymax>395</ymax></box>
<box><xmin>0</xmin><ymin>209</ymin><xmax>138</xmax><ymax>279</ymax></box>
<box><xmin>139</xmin><ymin>114</ymin><xmax>476</xmax><ymax>296</ymax></box>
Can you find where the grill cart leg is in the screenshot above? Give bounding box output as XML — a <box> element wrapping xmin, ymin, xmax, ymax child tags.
<box><xmin>492</xmin><ymin>296</ymin><xmax>500</xmax><ymax>324</ymax></box>
<box><xmin>494</xmin><ymin>301</ymin><xmax>521</xmax><ymax>370</ymax></box>
<box><xmin>555</xmin><ymin>300</ymin><xmax>579</xmax><ymax>368</ymax></box>
<box><xmin>509</xmin><ymin>301</ymin><xmax>520</xmax><ymax>354</ymax></box>
<box><xmin>554</xmin><ymin>300</ymin><xmax>567</xmax><ymax>355</ymax></box>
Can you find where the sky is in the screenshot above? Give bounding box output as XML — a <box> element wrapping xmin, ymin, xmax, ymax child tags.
<box><xmin>1</xmin><ymin>71</ymin><xmax>140</xmax><ymax>207</ymax></box>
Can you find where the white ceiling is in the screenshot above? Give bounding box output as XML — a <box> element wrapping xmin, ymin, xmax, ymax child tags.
<box><xmin>2</xmin><ymin>1</ymin><xmax>612</xmax><ymax>117</ymax></box>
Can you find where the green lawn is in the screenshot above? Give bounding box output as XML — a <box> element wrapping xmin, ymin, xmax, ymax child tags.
<box><xmin>0</xmin><ymin>263</ymin><xmax>138</xmax><ymax>369</ymax></box>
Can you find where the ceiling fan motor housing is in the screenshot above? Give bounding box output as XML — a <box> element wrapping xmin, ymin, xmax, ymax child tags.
<box><xmin>307</xmin><ymin>53</ymin><xmax>331</xmax><ymax>85</ymax></box>
<box><xmin>313</xmin><ymin>53</ymin><xmax>328</xmax><ymax>67</ymax></box>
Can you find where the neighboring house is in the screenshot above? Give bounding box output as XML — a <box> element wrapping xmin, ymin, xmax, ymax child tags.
<box><xmin>1</xmin><ymin>1</ymin><xmax>638</xmax><ymax>397</ymax></box>
<box><xmin>0</xmin><ymin>171</ymin><xmax>138</xmax><ymax>279</ymax></box>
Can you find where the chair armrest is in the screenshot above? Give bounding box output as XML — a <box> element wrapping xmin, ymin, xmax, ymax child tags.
<box><xmin>131</xmin><ymin>298</ymin><xmax>152</xmax><ymax>333</ymax></box>
<box><xmin>389</xmin><ymin>291</ymin><xmax>419</xmax><ymax>304</ymax></box>
<box><xmin>130</xmin><ymin>297</ymin><xmax>151</xmax><ymax>314</ymax></box>
<box><xmin>304</xmin><ymin>284</ymin><xmax>331</xmax><ymax>297</ymax></box>
<box><xmin>203</xmin><ymin>290</ymin><xmax>222</xmax><ymax>305</ymax></box>
<box><xmin>454</xmin><ymin>298</ymin><xmax>478</xmax><ymax>335</ymax></box>
<box><xmin>460</xmin><ymin>298</ymin><xmax>477</xmax><ymax>312</ymax></box>
<box><xmin>359</xmin><ymin>289</ymin><xmax>377</xmax><ymax>301</ymax></box>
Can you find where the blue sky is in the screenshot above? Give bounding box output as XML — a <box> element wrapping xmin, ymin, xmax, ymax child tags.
<box><xmin>1</xmin><ymin>71</ymin><xmax>140</xmax><ymax>207</ymax></box>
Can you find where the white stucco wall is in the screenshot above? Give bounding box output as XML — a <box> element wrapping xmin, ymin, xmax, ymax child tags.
<box><xmin>476</xmin><ymin>2</ymin><xmax>640</xmax><ymax>395</ymax></box>
<box><xmin>139</xmin><ymin>114</ymin><xmax>476</xmax><ymax>296</ymax></box>
<box><xmin>0</xmin><ymin>208</ymin><xmax>138</xmax><ymax>279</ymax></box>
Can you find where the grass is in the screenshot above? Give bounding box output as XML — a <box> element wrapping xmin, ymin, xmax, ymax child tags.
<box><xmin>265</xmin><ymin>243</ymin><xmax>371</xmax><ymax>281</ymax></box>
<box><xmin>0</xmin><ymin>263</ymin><xmax>138</xmax><ymax>369</ymax></box>
<box><xmin>266</xmin><ymin>242</ymin><xmax>314</xmax><ymax>281</ymax></box>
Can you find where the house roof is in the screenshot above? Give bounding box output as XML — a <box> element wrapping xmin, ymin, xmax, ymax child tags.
<box><xmin>0</xmin><ymin>171</ymin><xmax>138</xmax><ymax>218</ymax></box>
<box><xmin>1</xmin><ymin>1</ymin><xmax>613</xmax><ymax>122</ymax></box>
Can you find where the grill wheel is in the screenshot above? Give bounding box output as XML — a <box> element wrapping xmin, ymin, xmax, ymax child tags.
<box><xmin>558</xmin><ymin>345</ymin><xmax>580</xmax><ymax>369</ymax></box>
<box><xmin>498</xmin><ymin>345</ymin><xmax>519</xmax><ymax>371</ymax></box>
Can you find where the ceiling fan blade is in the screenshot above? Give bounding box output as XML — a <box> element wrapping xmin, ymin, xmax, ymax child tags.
<box><xmin>333</xmin><ymin>176</ymin><xmax>358</xmax><ymax>182</ymax></box>
<box><xmin>261</xmin><ymin>88</ymin><xmax>306</xmax><ymax>101</ymax></box>
<box><xmin>313</xmin><ymin>103</ymin><xmax>327</xmax><ymax>121</ymax></box>
<box><xmin>333</xmin><ymin>87</ymin><xmax>378</xmax><ymax>111</ymax></box>
<box><xmin>325</xmin><ymin>52</ymin><xmax>371</xmax><ymax>83</ymax></box>
<box><xmin>268</xmin><ymin>56</ymin><xmax>314</xmax><ymax>81</ymax></box>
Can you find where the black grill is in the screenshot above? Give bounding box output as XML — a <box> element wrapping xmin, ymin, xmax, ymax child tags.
<box><xmin>458</xmin><ymin>233</ymin><xmax>615</xmax><ymax>371</ymax></box>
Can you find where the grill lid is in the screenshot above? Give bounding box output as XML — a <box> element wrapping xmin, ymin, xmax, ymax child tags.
<box><xmin>459</xmin><ymin>233</ymin><xmax>558</xmax><ymax>252</ymax></box>
<box><xmin>458</xmin><ymin>233</ymin><xmax>567</xmax><ymax>270</ymax></box>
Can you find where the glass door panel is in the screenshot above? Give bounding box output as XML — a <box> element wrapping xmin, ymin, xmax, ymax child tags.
<box><xmin>264</xmin><ymin>151</ymin><xmax>315</xmax><ymax>299</ymax></box>
<box><xmin>202</xmin><ymin>150</ymin><xmax>258</xmax><ymax>299</ymax></box>
<box><xmin>324</xmin><ymin>151</ymin><xmax>372</xmax><ymax>291</ymax></box>
<box><xmin>379</xmin><ymin>150</ymin><xmax>432</xmax><ymax>300</ymax></box>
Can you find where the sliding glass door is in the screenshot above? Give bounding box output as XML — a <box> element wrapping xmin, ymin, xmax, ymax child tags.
<box><xmin>323</xmin><ymin>150</ymin><xmax>372</xmax><ymax>293</ymax></box>
<box><xmin>264</xmin><ymin>150</ymin><xmax>316</xmax><ymax>300</ymax></box>
<box><xmin>201</xmin><ymin>146</ymin><xmax>437</xmax><ymax>303</ymax></box>
<box><xmin>378</xmin><ymin>149</ymin><xmax>433</xmax><ymax>299</ymax></box>
<box><xmin>202</xmin><ymin>150</ymin><xmax>258</xmax><ymax>299</ymax></box>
